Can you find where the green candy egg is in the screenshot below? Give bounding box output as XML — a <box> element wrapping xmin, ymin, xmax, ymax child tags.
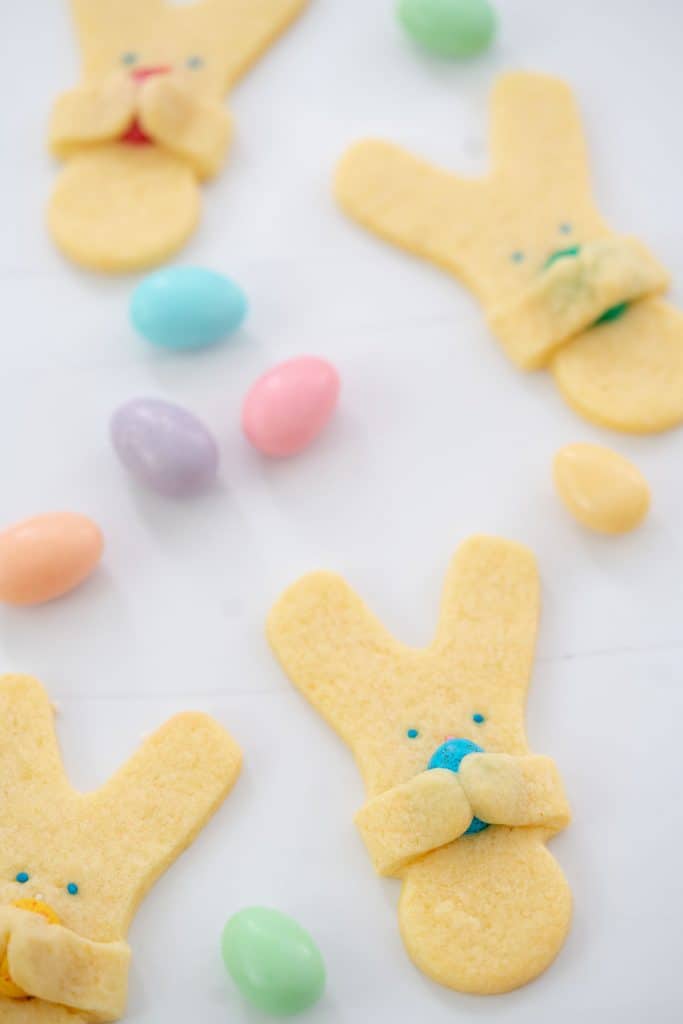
<box><xmin>397</xmin><ymin>0</ymin><xmax>497</xmax><ymax>58</ymax></box>
<box><xmin>221</xmin><ymin>907</ymin><xmax>326</xmax><ymax>1017</ymax></box>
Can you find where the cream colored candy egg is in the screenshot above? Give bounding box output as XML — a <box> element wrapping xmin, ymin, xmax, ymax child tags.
<box><xmin>0</xmin><ymin>512</ymin><xmax>104</xmax><ymax>606</ymax></box>
<box><xmin>553</xmin><ymin>443</ymin><xmax>650</xmax><ymax>534</ymax></box>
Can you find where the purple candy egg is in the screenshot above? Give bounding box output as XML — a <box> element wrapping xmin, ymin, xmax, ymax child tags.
<box><xmin>111</xmin><ymin>398</ymin><xmax>219</xmax><ymax>498</ymax></box>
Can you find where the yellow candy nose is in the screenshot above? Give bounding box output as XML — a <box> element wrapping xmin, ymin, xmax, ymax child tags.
<box><xmin>0</xmin><ymin>900</ymin><xmax>61</xmax><ymax>999</ymax></box>
<box><xmin>11</xmin><ymin>898</ymin><xmax>61</xmax><ymax>925</ymax></box>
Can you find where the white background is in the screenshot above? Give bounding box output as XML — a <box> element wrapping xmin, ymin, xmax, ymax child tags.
<box><xmin>2</xmin><ymin>0</ymin><xmax>683</xmax><ymax>1021</ymax></box>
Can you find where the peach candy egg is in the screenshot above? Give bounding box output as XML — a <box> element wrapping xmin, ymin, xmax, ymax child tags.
<box><xmin>0</xmin><ymin>513</ymin><xmax>104</xmax><ymax>606</ymax></box>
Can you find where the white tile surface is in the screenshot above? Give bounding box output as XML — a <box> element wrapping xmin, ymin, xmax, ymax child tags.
<box><xmin>1</xmin><ymin>0</ymin><xmax>682</xmax><ymax>1020</ymax></box>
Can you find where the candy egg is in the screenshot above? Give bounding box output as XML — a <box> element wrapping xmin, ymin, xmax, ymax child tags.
<box><xmin>553</xmin><ymin>443</ymin><xmax>650</xmax><ymax>535</ymax></box>
<box><xmin>242</xmin><ymin>357</ymin><xmax>340</xmax><ymax>458</ymax></box>
<box><xmin>0</xmin><ymin>513</ymin><xmax>103</xmax><ymax>606</ymax></box>
<box><xmin>130</xmin><ymin>266</ymin><xmax>247</xmax><ymax>351</ymax></box>
<box><xmin>222</xmin><ymin>907</ymin><xmax>325</xmax><ymax>1016</ymax></box>
<box><xmin>397</xmin><ymin>0</ymin><xmax>497</xmax><ymax>58</ymax></box>
<box><xmin>111</xmin><ymin>397</ymin><xmax>219</xmax><ymax>497</ymax></box>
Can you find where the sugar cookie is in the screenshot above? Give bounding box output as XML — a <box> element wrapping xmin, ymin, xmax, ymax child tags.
<box><xmin>48</xmin><ymin>0</ymin><xmax>309</xmax><ymax>272</ymax></box>
<box><xmin>0</xmin><ymin>674</ymin><xmax>241</xmax><ymax>1021</ymax></box>
<box><xmin>268</xmin><ymin>536</ymin><xmax>571</xmax><ymax>994</ymax></box>
<box><xmin>553</xmin><ymin>442</ymin><xmax>650</xmax><ymax>534</ymax></box>
<box><xmin>335</xmin><ymin>72</ymin><xmax>683</xmax><ymax>433</ymax></box>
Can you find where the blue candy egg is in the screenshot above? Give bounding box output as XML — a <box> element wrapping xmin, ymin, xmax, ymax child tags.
<box><xmin>131</xmin><ymin>267</ymin><xmax>248</xmax><ymax>352</ymax></box>
<box><xmin>428</xmin><ymin>737</ymin><xmax>489</xmax><ymax>835</ymax></box>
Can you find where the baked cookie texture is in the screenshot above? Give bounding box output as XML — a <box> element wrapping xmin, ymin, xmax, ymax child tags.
<box><xmin>0</xmin><ymin>675</ymin><xmax>242</xmax><ymax>1021</ymax></box>
<box><xmin>336</xmin><ymin>71</ymin><xmax>683</xmax><ymax>434</ymax></box>
<box><xmin>48</xmin><ymin>0</ymin><xmax>309</xmax><ymax>271</ymax></box>
<box><xmin>268</xmin><ymin>536</ymin><xmax>571</xmax><ymax>994</ymax></box>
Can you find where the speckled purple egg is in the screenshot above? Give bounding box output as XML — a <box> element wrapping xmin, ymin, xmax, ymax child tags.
<box><xmin>110</xmin><ymin>398</ymin><xmax>219</xmax><ymax>498</ymax></box>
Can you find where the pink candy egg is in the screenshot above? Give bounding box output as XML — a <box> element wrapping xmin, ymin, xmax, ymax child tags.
<box><xmin>242</xmin><ymin>357</ymin><xmax>340</xmax><ymax>458</ymax></box>
<box><xmin>0</xmin><ymin>513</ymin><xmax>104</xmax><ymax>606</ymax></box>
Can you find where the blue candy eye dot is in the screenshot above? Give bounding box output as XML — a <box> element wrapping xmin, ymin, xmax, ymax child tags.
<box><xmin>121</xmin><ymin>52</ymin><xmax>138</xmax><ymax>66</ymax></box>
<box><xmin>15</xmin><ymin>872</ymin><xmax>29</xmax><ymax>884</ymax></box>
<box><xmin>187</xmin><ymin>55</ymin><xmax>204</xmax><ymax>69</ymax></box>
<box><xmin>406</xmin><ymin>728</ymin><xmax>419</xmax><ymax>739</ymax></box>
<box><xmin>511</xmin><ymin>251</ymin><xmax>524</xmax><ymax>263</ymax></box>
<box><xmin>67</xmin><ymin>883</ymin><xmax>79</xmax><ymax>896</ymax></box>
<box><xmin>472</xmin><ymin>713</ymin><xmax>485</xmax><ymax>724</ymax></box>
<box><xmin>559</xmin><ymin>222</ymin><xmax>572</xmax><ymax>234</ymax></box>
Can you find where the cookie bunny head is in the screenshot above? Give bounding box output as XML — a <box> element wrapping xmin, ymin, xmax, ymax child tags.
<box><xmin>336</xmin><ymin>71</ymin><xmax>675</xmax><ymax>403</ymax></box>
<box><xmin>69</xmin><ymin>0</ymin><xmax>308</xmax><ymax>100</ymax></box>
<box><xmin>337</xmin><ymin>75</ymin><xmax>610</xmax><ymax>307</ymax></box>
<box><xmin>0</xmin><ymin>675</ymin><xmax>241</xmax><ymax>1019</ymax></box>
<box><xmin>268</xmin><ymin>536</ymin><xmax>540</xmax><ymax>798</ymax></box>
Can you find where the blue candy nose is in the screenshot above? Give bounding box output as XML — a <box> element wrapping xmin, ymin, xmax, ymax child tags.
<box><xmin>428</xmin><ymin>738</ymin><xmax>489</xmax><ymax>835</ymax></box>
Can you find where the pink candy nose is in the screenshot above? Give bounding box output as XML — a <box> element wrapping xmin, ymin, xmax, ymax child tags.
<box><xmin>121</xmin><ymin>67</ymin><xmax>171</xmax><ymax>145</ymax></box>
<box><xmin>131</xmin><ymin>65</ymin><xmax>171</xmax><ymax>83</ymax></box>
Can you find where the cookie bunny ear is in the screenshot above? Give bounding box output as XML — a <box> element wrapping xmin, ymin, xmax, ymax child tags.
<box><xmin>433</xmin><ymin>536</ymin><xmax>540</xmax><ymax>697</ymax></box>
<box><xmin>199</xmin><ymin>0</ymin><xmax>309</xmax><ymax>88</ymax></box>
<box><xmin>69</xmin><ymin>0</ymin><xmax>162</xmax><ymax>62</ymax></box>
<box><xmin>335</xmin><ymin>140</ymin><xmax>488</xmax><ymax>279</ymax></box>
<box><xmin>0</xmin><ymin>675</ymin><xmax>70</xmax><ymax>800</ymax></box>
<box><xmin>68</xmin><ymin>0</ymin><xmax>165</xmax><ymax>81</ymax></box>
<box><xmin>268</xmin><ymin>571</ymin><xmax>401</xmax><ymax>742</ymax></box>
<box><xmin>69</xmin><ymin>0</ymin><xmax>159</xmax><ymax>23</ymax></box>
<box><xmin>490</xmin><ymin>72</ymin><xmax>593</xmax><ymax>196</ymax></box>
<box><xmin>90</xmin><ymin>712</ymin><xmax>241</xmax><ymax>927</ymax></box>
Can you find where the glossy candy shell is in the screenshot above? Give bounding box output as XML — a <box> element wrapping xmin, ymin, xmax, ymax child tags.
<box><xmin>397</xmin><ymin>0</ymin><xmax>497</xmax><ymax>58</ymax></box>
<box><xmin>0</xmin><ymin>513</ymin><xmax>103</xmax><ymax>606</ymax></box>
<box><xmin>222</xmin><ymin>907</ymin><xmax>325</xmax><ymax>1016</ymax></box>
<box><xmin>111</xmin><ymin>397</ymin><xmax>219</xmax><ymax>498</ymax></box>
<box><xmin>242</xmin><ymin>357</ymin><xmax>340</xmax><ymax>458</ymax></box>
<box><xmin>553</xmin><ymin>443</ymin><xmax>650</xmax><ymax>535</ymax></box>
<box><xmin>130</xmin><ymin>266</ymin><xmax>247</xmax><ymax>351</ymax></box>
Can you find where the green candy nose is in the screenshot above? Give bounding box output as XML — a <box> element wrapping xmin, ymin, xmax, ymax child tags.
<box><xmin>594</xmin><ymin>301</ymin><xmax>629</xmax><ymax>325</ymax></box>
<box><xmin>543</xmin><ymin>244</ymin><xmax>628</xmax><ymax>325</ymax></box>
<box><xmin>544</xmin><ymin>245</ymin><xmax>582</xmax><ymax>270</ymax></box>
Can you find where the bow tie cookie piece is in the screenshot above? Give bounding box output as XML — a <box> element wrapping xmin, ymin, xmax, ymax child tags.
<box><xmin>0</xmin><ymin>674</ymin><xmax>242</xmax><ymax>1021</ymax></box>
<box><xmin>268</xmin><ymin>536</ymin><xmax>571</xmax><ymax>995</ymax></box>
<box><xmin>48</xmin><ymin>0</ymin><xmax>309</xmax><ymax>272</ymax></box>
<box><xmin>335</xmin><ymin>71</ymin><xmax>683</xmax><ymax>433</ymax></box>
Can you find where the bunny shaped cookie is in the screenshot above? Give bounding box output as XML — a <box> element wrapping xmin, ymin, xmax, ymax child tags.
<box><xmin>336</xmin><ymin>71</ymin><xmax>683</xmax><ymax>434</ymax></box>
<box><xmin>0</xmin><ymin>674</ymin><xmax>241</xmax><ymax>1021</ymax></box>
<box><xmin>268</xmin><ymin>536</ymin><xmax>571</xmax><ymax>994</ymax></box>
<box><xmin>48</xmin><ymin>0</ymin><xmax>308</xmax><ymax>272</ymax></box>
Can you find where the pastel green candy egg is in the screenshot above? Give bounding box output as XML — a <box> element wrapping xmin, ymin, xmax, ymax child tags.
<box><xmin>397</xmin><ymin>0</ymin><xmax>497</xmax><ymax>58</ymax></box>
<box><xmin>221</xmin><ymin>907</ymin><xmax>325</xmax><ymax>1016</ymax></box>
<box><xmin>130</xmin><ymin>266</ymin><xmax>247</xmax><ymax>351</ymax></box>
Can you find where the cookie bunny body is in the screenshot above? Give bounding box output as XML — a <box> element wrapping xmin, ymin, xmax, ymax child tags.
<box><xmin>0</xmin><ymin>675</ymin><xmax>241</xmax><ymax>1021</ymax></box>
<box><xmin>268</xmin><ymin>536</ymin><xmax>571</xmax><ymax>994</ymax></box>
<box><xmin>336</xmin><ymin>72</ymin><xmax>683</xmax><ymax>434</ymax></box>
<box><xmin>48</xmin><ymin>0</ymin><xmax>308</xmax><ymax>271</ymax></box>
